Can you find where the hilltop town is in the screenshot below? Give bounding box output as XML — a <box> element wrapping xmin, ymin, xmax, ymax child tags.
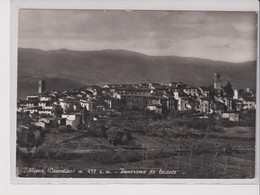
<box><xmin>16</xmin><ymin>73</ymin><xmax>256</xmax><ymax>178</ymax></box>
<box><xmin>17</xmin><ymin>73</ymin><xmax>256</xmax><ymax>129</ymax></box>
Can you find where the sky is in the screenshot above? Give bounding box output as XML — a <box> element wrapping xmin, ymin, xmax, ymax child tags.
<box><xmin>18</xmin><ymin>10</ymin><xmax>257</xmax><ymax>63</ymax></box>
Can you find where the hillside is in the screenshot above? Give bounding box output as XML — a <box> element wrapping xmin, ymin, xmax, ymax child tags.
<box><xmin>17</xmin><ymin>48</ymin><xmax>256</xmax><ymax>99</ymax></box>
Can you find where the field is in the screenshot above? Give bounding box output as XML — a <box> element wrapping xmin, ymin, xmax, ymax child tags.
<box><xmin>16</xmin><ymin>112</ymin><xmax>255</xmax><ymax>178</ymax></box>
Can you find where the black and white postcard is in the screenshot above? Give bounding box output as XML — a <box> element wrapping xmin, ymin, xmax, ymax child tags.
<box><xmin>14</xmin><ymin>8</ymin><xmax>258</xmax><ymax>180</ymax></box>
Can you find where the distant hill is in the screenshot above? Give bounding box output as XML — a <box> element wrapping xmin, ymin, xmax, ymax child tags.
<box><xmin>18</xmin><ymin>48</ymin><xmax>256</xmax><ymax>99</ymax></box>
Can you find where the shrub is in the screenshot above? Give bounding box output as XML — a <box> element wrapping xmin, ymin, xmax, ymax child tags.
<box><xmin>87</xmin><ymin>128</ymin><xmax>106</xmax><ymax>137</ymax></box>
<box><xmin>106</xmin><ymin>127</ymin><xmax>132</xmax><ymax>145</ymax></box>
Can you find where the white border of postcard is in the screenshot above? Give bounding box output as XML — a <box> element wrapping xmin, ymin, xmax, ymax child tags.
<box><xmin>10</xmin><ymin>0</ymin><xmax>260</xmax><ymax>185</ymax></box>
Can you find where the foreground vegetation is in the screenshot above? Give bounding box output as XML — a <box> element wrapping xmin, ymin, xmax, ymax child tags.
<box><xmin>17</xmin><ymin>110</ymin><xmax>255</xmax><ymax>178</ymax></box>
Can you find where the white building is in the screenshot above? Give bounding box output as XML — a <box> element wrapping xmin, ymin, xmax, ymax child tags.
<box><xmin>62</xmin><ymin>113</ymin><xmax>82</xmax><ymax>126</ymax></box>
<box><xmin>240</xmin><ymin>97</ymin><xmax>256</xmax><ymax>110</ymax></box>
<box><xmin>222</xmin><ymin>113</ymin><xmax>239</xmax><ymax>122</ymax></box>
<box><xmin>233</xmin><ymin>89</ymin><xmax>239</xmax><ymax>99</ymax></box>
<box><xmin>183</xmin><ymin>87</ymin><xmax>198</xmax><ymax>97</ymax></box>
<box><xmin>39</xmin><ymin>96</ymin><xmax>52</xmax><ymax>101</ymax></box>
<box><xmin>39</xmin><ymin>109</ymin><xmax>54</xmax><ymax>115</ymax></box>
<box><xmin>23</xmin><ymin>107</ymin><xmax>38</xmax><ymax>114</ymax></box>
<box><xmin>26</xmin><ymin>95</ymin><xmax>39</xmax><ymax>101</ymax></box>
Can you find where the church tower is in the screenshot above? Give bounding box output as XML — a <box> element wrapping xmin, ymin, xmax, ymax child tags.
<box><xmin>38</xmin><ymin>80</ymin><xmax>46</xmax><ymax>94</ymax></box>
<box><xmin>214</xmin><ymin>73</ymin><xmax>221</xmax><ymax>90</ymax></box>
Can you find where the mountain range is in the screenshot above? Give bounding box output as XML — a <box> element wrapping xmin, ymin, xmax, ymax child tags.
<box><xmin>17</xmin><ymin>48</ymin><xmax>256</xmax><ymax>99</ymax></box>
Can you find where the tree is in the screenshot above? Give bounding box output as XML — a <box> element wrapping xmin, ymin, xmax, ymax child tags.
<box><xmin>54</xmin><ymin>105</ymin><xmax>63</xmax><ymax>116</ymax></box>
<box><xmin>66</xmin><ymin>125</ymin><xmax>73</xmax><ymax>131</ymax></box>
<box><xmin>106</xmin><ymin>127</ymin><xmax>132</xmax><ymax>145</ymax></box>
<box><xmin>64</xmin><ymin>105</ymin><xmax>74</xmax><ymax>113</ymax></box>
<box><xmin>72</xmin><ymin>118</ymin><xmax>82</xmax><ymax>130</ymax></box>
<box><xmin>223</xmin><ymin>81</ymin><xmax>234</xmax><ymax>97</ymax></box>
<box><xmin>105</xmin><ymin>119</ymin><xmax>117</xmax><ymax>128</ymax></box>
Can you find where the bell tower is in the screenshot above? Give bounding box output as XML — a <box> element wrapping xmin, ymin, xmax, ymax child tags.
<box><xmin>214</xmin><ymin>73</ymin><xmax>221</xmax><ymax>90</ymax></box>
<box><xmin>38</xmin><ymin>80</ymin><xmax>46</xmax><ymax>94</ymax></box>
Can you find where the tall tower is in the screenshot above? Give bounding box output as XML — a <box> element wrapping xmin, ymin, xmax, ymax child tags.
<box><xmin>38</xmin><ymin>80</ymin><xmax>46</xmax><ymax>94</ymax></box>
<box><xmin>214</xmin><ymin>73</ymin><xmax>221</xmax><ymax>90</ymax></box>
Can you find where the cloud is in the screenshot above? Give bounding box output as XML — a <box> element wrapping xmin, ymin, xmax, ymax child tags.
<box><xmin>18</xmin><ymin>10</ymin><xmax>257</xmax><ymax>62</ymax></box>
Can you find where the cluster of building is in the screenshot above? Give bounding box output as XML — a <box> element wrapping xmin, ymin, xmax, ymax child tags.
<box><xmin>17</xmin><ymin>73</ymin><xmax>256</xmax><ymax>130</ymax></box>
